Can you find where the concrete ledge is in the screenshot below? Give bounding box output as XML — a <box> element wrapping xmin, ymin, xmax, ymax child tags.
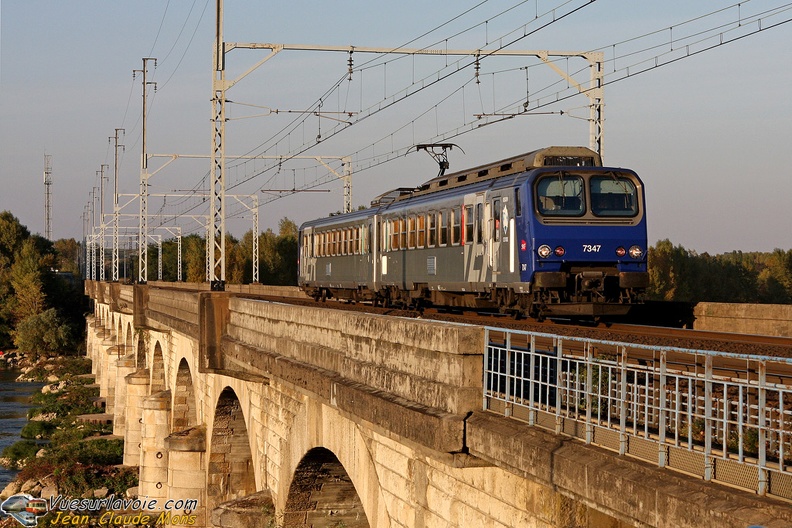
<box><xmin>694</xmin><ymin>302</ymin><xmax>792</xmax><ymax>337</ymax></box>
<box><xmin>467</xmin><ymin>411</ymin><xmax>792</xmax><ymax>528</ymax></box>
<box><xmin>333</xmin><ymin>379</ymin><xmax>467</xmax><ymax>454</ymax></box>
<box><xmin>223</xmin><ymin>337</ymin><xmax>333</xmax><ymax>400</ymax></box>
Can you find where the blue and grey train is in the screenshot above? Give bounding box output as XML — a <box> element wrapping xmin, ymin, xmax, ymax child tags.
<box><xmin>298</xmin><ymin>146</ymin><xmax>649</xmax><ymax>319</ymax></box>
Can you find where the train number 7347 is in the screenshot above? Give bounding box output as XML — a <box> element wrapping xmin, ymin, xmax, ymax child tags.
<box><xmin>582</xmin><ymin>244</ymin><xmax>601</xmax><ymax>252</ymax></box>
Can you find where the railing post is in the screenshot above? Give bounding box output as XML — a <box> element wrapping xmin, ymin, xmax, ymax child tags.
<box><xmin>738</xmin><ymin>384</ymin><xmax>745</xmax><ymax>463</ymax></box>
<box><xmin>704</xmin><ymin>354</ymin><xmax>714</xmax><ymax>481</ymax></box>
<box><xmin>505</xmin><ymin>331</ymin><xmax>512</xmax><ymax>417</ymax></box>
<box><xmin>619</xmin><ymin>346</ymin><xmax>628</xmax><ymax>456</ymax></box>
<box><xmin>483</xmin><ymin>328</ymin><xmax>490</xmax><ymax>411</ymax></box>
<box><xmin>585</xmin><ymin>341</ymin><xmax>593</xmax><ymax>445</ymax></box>
<box><xmin>758</xmin><ymin>360</ymin><xmax>768</xmax><ymax>495</ymax></box>
<box><xmin>555</xmin><ymin>338</ymin><xmax>563</xmax><ymax>435</ymax></box>
<box><xmin>659</xmin><ymin>350</ymin><xmax>667</xmax><ymax>468</ymax></box>
<box><xmin>528</xmin><ymin>335</ymin><xmax>536</xmax><ymax>426</ymax></box>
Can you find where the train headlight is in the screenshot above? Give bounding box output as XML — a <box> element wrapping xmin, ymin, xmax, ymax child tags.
<box><xmin>554</xmin><ymin>246</ymin><xmax>566</xmax><ymax>257</ymax></box>
<box><xmin>537</xmin><ymin>245</ymin><xmax>552</xmax><ymax>258</ymax></box>
<box><xmin>629</xmin><ymin>245</ymin><xmax>644</xmax><ymax>259</ymax></box>
<box><xmin>615</xmin><ymin>246</ymin><xmax>626</xmax><ymax>257</ymax></box>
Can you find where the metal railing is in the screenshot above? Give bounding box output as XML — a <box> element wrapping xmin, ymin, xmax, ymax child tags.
<box><xmin>483</xmin><ymin>327</ymin><xmax>792</xmax><ymax>501</ymax></box>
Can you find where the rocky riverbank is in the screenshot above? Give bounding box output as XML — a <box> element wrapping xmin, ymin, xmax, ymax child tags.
<box><xmin>0</xmin><ymin>353</ymin><xmax>137</xmax><ymax>503</ymax></box>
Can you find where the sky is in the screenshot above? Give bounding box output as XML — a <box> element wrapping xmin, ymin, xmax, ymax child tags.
<box><xmin>1</xmin><ymin>0</ymin><xmax>791</xmax><ymax>255</ymax></box>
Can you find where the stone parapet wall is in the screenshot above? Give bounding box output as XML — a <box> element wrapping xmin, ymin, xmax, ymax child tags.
<box><xmin>694</xmin><ymin>302</ymin><xmax>792</xmax><ymax>337</ymax></box>
<box><xmin>225</xmin><ymin>298</ymin><xmax>483</xmax><ymax>416</ymax></box>
<box><xmin>144</xmin><ymin>287</ymin><xmax>202</xmax><ymax>336</ymax></box>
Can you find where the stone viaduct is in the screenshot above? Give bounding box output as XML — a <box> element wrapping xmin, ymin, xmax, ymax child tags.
<box><xmin>85</xmin><ymin>281</ymin><xmax>791</xmax><ymax>528</ymax></box>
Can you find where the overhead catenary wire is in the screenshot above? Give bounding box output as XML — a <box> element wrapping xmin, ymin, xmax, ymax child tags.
<box><xmin>232</xmin><ymin>1</ymin><xmax>792</xmax><ymax>213</ymax></box>
<box><xmin>130</xmin><ymin>1</ymin><xmax>792</xmax><ymax>238</ymax></box>
<box><xmin>224</xmin><ymin>0</ymin><xmax>598</xmax><ymax>196</ymax></box>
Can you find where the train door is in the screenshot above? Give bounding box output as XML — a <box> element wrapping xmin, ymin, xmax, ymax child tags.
<box><xmin>489</xmin><ymin>194</ymin><xmax>513</xmax><ymax>280</ymax></box>
<box><xmin>370</xmin><ymin>215</ymin><xmax>379</xmax><ymax>291</ymax></box>
<box><xmin>300</xmin><ymin>226</ymin><xmax>316</xmax><ymax>284</ymax></box>
<box><xmin>490</xmin><ymin>197</ymin><xmax>500</xmax><ymax>275</ymax></box>
<box><xmin>463</xmin><ymin>193</ymin><xmax>486</xmax><ymax>283</ymax></box>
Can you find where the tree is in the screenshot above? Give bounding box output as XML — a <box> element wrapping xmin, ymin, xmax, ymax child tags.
<box><xmin>13</xmin><ymin>308</ymin><xmax>72</xmax><ymax>360</ymax></box>
<box><xmin>0</xmin><ymin>212</ymin><xmax>30</xmax><ymax>346</ymax></box>
<box><xmin>183</xmin><ymin>234</ymin><xmax>206</xmax><ymax>283</ymax></box>
<box><xmin>647</xmin><ymin>239</ymin><xmax>692</xmax><ymax>301</ymax></box>
<box><xmin>278</xmin><ymin>217</ymin><xmax>298</xmax><ymax>239</ymax></box>
<box><xmin>0</xmin><ymin>211</ymin><xmax>30</xmax><ymax>263</ymax></box>
<box><xmin>275</xmin><ymin>218</ymin><xmax>298</xmax><ymax>285</ymax></box>
<box><xmin>225</xmin><ymin>234</ymin><xmax>246</xmax><ymax>284</ymax></box>
<box><xmin>53</xmin><ymin>238</ymin><xmax>81</xmax><ymax>275</ymax></box>
<box><xmin>757</xmin><ymin>249</ymin><xmax>792</xmax><ymax>303</ymax></box>
<box><xmin>10</xmin><ymin>238</ymin><xmax>47</xmax><ymax>321</ymax></box>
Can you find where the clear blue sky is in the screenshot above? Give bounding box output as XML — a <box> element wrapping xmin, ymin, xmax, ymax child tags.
<box><xmin>2</xmin><ymin>0</ymin><xmax>791</xmax><ymax>254</ymax></box>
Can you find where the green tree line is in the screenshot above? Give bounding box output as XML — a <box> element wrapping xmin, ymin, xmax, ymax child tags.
<box><xmin>0</xmin><ymin>211</ymin><xmax>86</xmax><ymax>356</ymax></box>
<box><xmin>125</xmin><ymin>222</ymin><xmax>792</xmax><ymax>305</ymax></box>
<box><xmin>126</xmin><ymin>217</ymin><xmax>299</xmax><ymax>285</ymax></box>
<box><xmin>648</xmin><ymin>239</ymin><xmax>792</xmax><ymax>303</ymax></box>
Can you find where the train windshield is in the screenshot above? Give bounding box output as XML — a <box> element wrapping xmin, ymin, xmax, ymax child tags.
<box><xmin>590</xmin><ymin>175</ymin><xmax>638</xmax><ymax>217</ymax></box>
<box><xmin>536</xmin><ymin>174</ymin><xmax>585</xmax><ymax>216</ymax></box>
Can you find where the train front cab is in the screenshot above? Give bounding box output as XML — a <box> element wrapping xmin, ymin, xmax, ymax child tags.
<box><xmin>519</xmin><ymin>167</ymin><xmax>649</xmax><ymax>318</ymax></box>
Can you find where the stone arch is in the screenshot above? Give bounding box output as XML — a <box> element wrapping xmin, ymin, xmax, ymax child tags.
<box><xmin>207</xmin><ymin>387</ymin><xmax>256</xmax><ymax>514</ymax></box>
<box><xmin>283</xmin><ymin>447</ymin><xmax>369</xmax><ymax>527</ymax></box>
<box><xmin>151</xmin><ymin>341</ymin><xmax>166</xmax><ymax>394</ymax></box>
<box><xmin>172</xmin><ymin>358</ymin><xmax>197</xmax><ymax>432</ymax></box>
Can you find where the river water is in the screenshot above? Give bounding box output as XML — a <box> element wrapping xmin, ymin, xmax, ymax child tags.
<box><xmin>0</xmin><ymin>368</ymin><xmax>43</xmax><ymax>491</ymax></box>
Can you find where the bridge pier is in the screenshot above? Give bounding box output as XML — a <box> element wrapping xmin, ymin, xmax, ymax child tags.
<box><xmin>112</xmin><ymin>353</ymin><xmax>136</xmax><ymax>437</ymax></box>
<box><xmin>166</xmin><ymin>427</ymin><xmax>208</xmax><ymax>527</ymax></box>
<box><xmin>123</xmin><ymin>369</ymin><xmax>150</xmax><ymax>467</ymax></box>
<box><xmin>140</xmin><ymin>390</ymin><xmax>171</xmax><ymax>502</ymax></box>
<box><xmin>102</xmin><ymin>345</ymin><xmax>124</xmax><ymax>413</ymax></box>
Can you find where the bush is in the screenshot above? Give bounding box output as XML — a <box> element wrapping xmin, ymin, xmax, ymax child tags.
<box><xmin>12</xmin><ymin>309</ymin><xmax>71</xmax><ymax>360</ymax></box>
<box><xmin>28</xmin><ymin>383</ymin><xmax>99</xmax><ymax>419</ymax></box>
<box><xmin>48</xmin><ymin>421</ymin><xmax>111</xmax><ymax>445</ymax></box>
<box><xmin>23</xmin><ymin>357</ymin><xmax>91</xmax><ymax>382</ymax></box>
<box><xmin>54</xmin><ymin>438</ymin><xmax>124</xmax><ymax>466</ymax></box>
<box><xmin>1</xmin><ymin>440</ymin><xmax>40</xmax><ymax>466</ymax></box>
<box><xmin>20</xmin><ymin>420</ymin><xmax>56</xmax><ymax>439</ymax></box>
<box><xmin>53</xmin><ymin>464</ymin><xmax>138</xmax><ymax>497</ymax></box>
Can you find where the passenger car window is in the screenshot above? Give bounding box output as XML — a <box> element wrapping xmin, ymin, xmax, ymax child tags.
<box><xmin>451</xmin><ymin>208</ymin><xmax>461</xmax><ymax>245</ymax></box>
<box><xmin>536</xmin><ymin>175</ymin><xmax>585</xmax><ymax>216</ymax></box>
<box><xmin>591</xmin><ymin>176</ymin><xmax>638</xmax><ymax>217</ymax></box>
<box><xmin>428</xmin><ymin>214</ymin><xmax>436</xmax><ymax>247</ymax></box>
<box><xmin>515</xmin><ymin>188</ymin><xmax>522</xmax><ymax>217</ymax></box>
<box><xmin>439</xmin><ymin>211</ymin><xmax>448</xmax><ymax>246</ymax></box>
<box><xmin>464</xmin><ymin>205</ymin><xmax>474</xmax><ymax>244</ymax></box>
<box><xmin>475</xmin><ymin>203</ymin><xmax>483</xmax><ymax>243</ymax></box>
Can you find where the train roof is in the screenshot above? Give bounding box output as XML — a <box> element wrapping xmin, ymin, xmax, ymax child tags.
<box><xmin>371</xmin><ymin>146</ymin><xmax>601</xmax><ymax>207</ymax></box>
<box><xmin>300</xmin><ymin>146</ymin><xmax>603</xmax><ymax>230</ymax></box>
